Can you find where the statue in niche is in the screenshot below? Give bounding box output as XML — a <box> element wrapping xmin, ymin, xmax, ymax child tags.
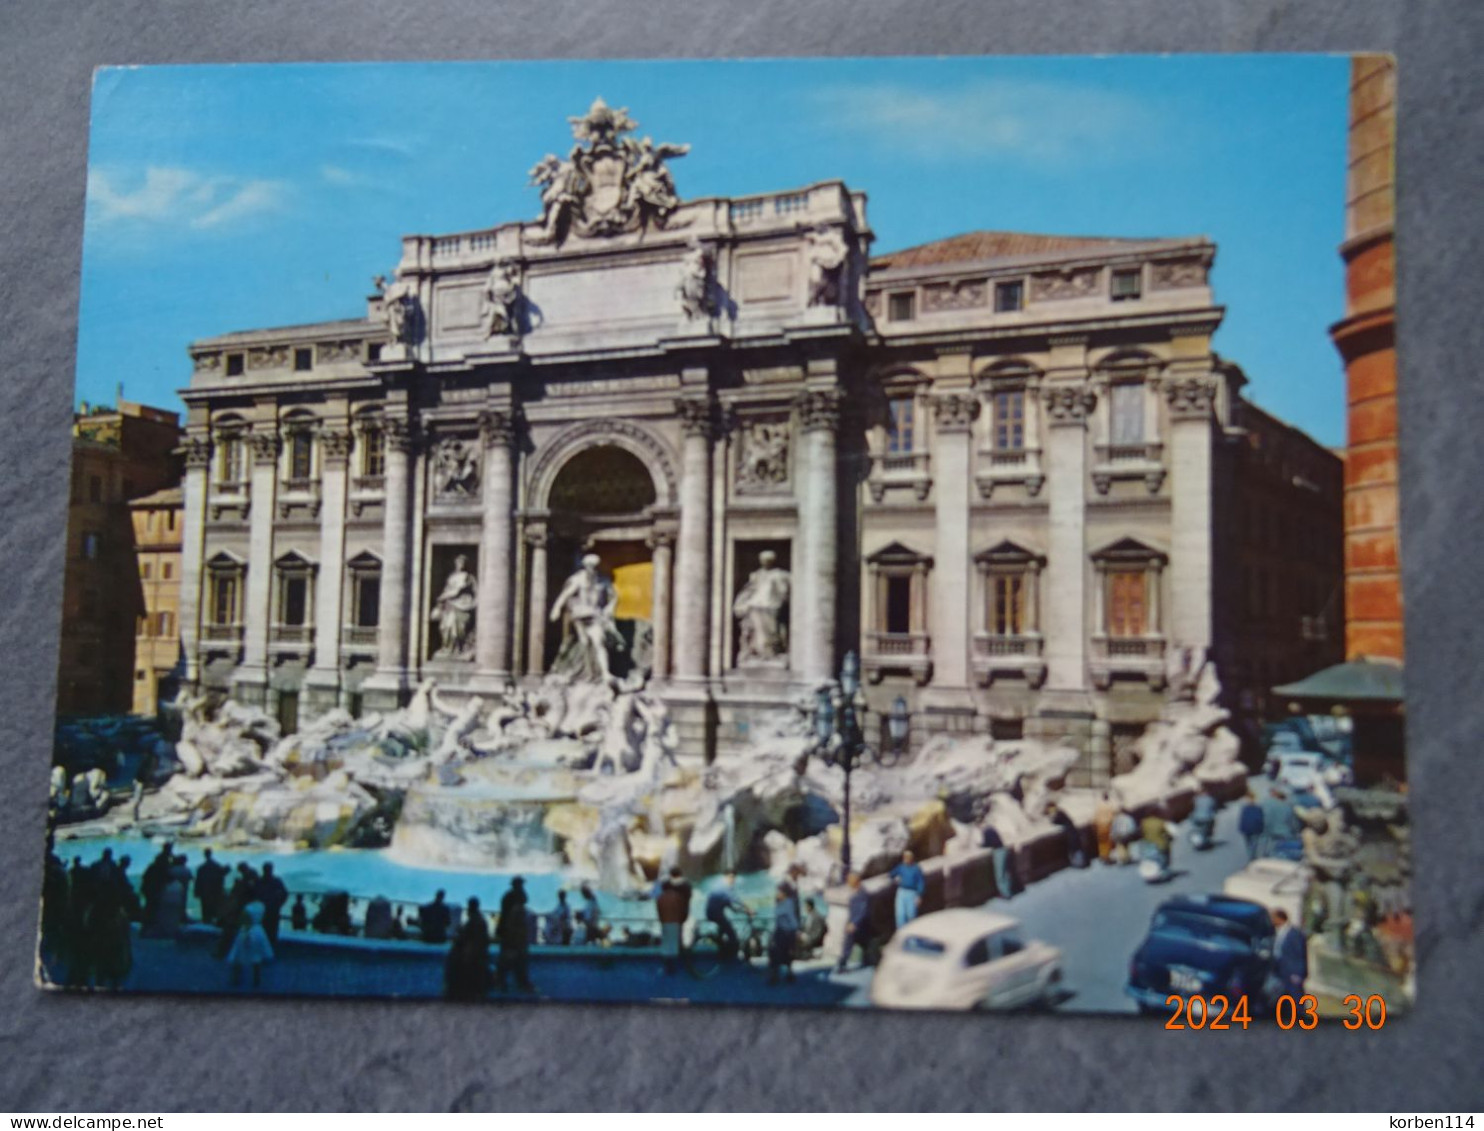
<box><xmin>549</xmin><ymin>553</ymin><xmax>620</xmax><ymax>683</ymax></box>
<box><xmin>733</xmin><ymin>550</ymin><xmax>791</xmax><ymax>663</ymax></box>
<box><xmin>481</xmin><ymin>260</ymin><xmax>522</xmax><ymax>337</ymax></box>
<box><xmin>432</xmin><ymin>554</ymin><xmax>478</xmax><ymax>660</ymax></box>
<box><xmin>676</xmin><ymin>239</ymin><xmax>717</xmax><ymax>320</ymax></box>
<box><xmin>805</xmin><ymin>225</ymin><xmax>849</xmax><ymax>306</ymax></box>
<box><xmin>434</xmin><ymin>437</ymin><xmax>480</xmax><ymax>498</ymax></box>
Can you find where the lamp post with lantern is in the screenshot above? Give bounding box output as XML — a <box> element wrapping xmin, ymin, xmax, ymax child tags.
<box><xmin>814</xmin><ymin>650</ymin><xmax>912</xmax><ymax>874</ymax></box>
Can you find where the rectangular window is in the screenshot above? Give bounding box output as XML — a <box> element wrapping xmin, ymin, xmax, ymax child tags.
<box><xmin>884</xmin><ymin>574</ymin><xmax>912</xmax><ymax>635</ymax></box>
<box><xmin>1109</xmin><ymin>383</ymin><xmax>1145</xmax><ymax>446</ymax></box>
<box><xmin>289</xmin><ymin>432</ymin><xmax>313</xmax><ymax>480</ymax></box>
<box><xmin>354</xmin><ymin>573</ymin><xmax>381</xmax><ymax>628</ymax></box>
<box><xmin>293</xmin><ymin>347</ymin><xmax>313</xmax><ymax>372</ymax></box>
<box><xmin>162</xmin><ymin>561</ymin><xmax>173</xmax><ymax>580</ymax></box>
<box><xmin>279</xmin><ymin>574</ymin><xmax>309</xmax><ymax>626</ymax></box>
<box><xmin>362</xmin><ymin>427</ymin><xmax>386</xmax><ymax>477</ymax></box>
<box><xmin>225</xmin><ymin>352</ymin><xmax>245</xmax><ymax>377</ymax></box>
<box><xmin>888</xmin><ymin>291</ymin><xmax>916</xmax><ymax>322</ymax></box>
<box><xmin>993</xmin><ymin>390</ymin><xmax>1025</xmax><ymax>451</ymax></box>
<box><xmin>366</xmin><ymin>342</ymin><xmax>383</xmax><ymax>363</ymax></box>
<box><xmin>167</xmin><ymin>510</ymin><xmax>177</xmax><ymax>532</ymax></box>
<box><xmin>994</xmin><ymin>280</ymin><xmax>1024</xmax><ymax>312</ymax></box>
<box><xmin>81</xmin><ymin>532</ymin><xmax>100</xmax><ymax>559</ymax></box>
<box><xmin>136</xmin><ymin>615</ymin><xmax>149</xmax><ymax>638</ymax></box>
<box><xmin>991</xmin><ymin>575</ymin><xmax>1024</xmax><ymax>635</ymax></box>
<box><xmin>887</xmin><ymin>397</ymin><xmax>915</xmax><ymax>454</ymax></box>
<box><xmin>219</xmin><ymin>437</ymin><xmax>243</xmax><ymax>483</ymax></box>
<box><xmin>211</xmin><ymin>574</ymin><xmax>238</xmax><ymax>625</ymax></box>
<box><xmin>158</xmin><ymin>611</ymin><xmax>173</xmax><ymax>638</ymax></box>
<box><xmin>1108</xmin><ymin>571</ymin><xmax>1148</xmax><ymax>637</ymax></box>
<box><xmin>1111</xmin><ymin>268</ymin><xmax>1143</xmax><ymax>301</ymax></box>
<box><xmin>141</xmin><ymin>560</ymin><xmax>152</xmax><ymax>580</ymax></box>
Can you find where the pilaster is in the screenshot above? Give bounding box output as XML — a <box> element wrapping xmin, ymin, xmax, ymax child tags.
<box><xmin>1042</xmin><ymin>350</ymin><xmax>1096</xmax><ymax>692</ymax></box>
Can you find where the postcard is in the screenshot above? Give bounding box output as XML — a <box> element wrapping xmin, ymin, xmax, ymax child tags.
<box><xmin>43</xmin><ymin>55</ymin><xmax>1409</xmax><ymax>1021</ymax></box>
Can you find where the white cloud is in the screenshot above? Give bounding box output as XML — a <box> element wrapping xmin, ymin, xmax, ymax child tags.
<box><xmin>812</xmin><ymin>79</ymin><xmax>1156</xmax><ymax>166</ymax></box>
<box><xmin>87</xmin><ymin>166</ymin><xmax>287</xmax><ymax>231</ymax></box>
<box><xmin>320</xmin><ymin>163</ymin><xmax>359</xmax><ymax>186</ymax></box>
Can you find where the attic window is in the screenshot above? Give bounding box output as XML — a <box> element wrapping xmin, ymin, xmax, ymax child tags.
<box><xmin>1111</xmin><ymin>268</ymin><xmax>1143</xmax><ymax>301</ymax></box>
<box><xmin>888</xmin><ymin>292</ymin><xmax>916</xmax><ymax>322</ymax></box>
<box><xmin>994</xmin><ymin>280</ymin><xmax>1024</xmax><ymax>312</ymax></box>
<box><xmin>293</xmin><ymin>347</ymin><xmax>313</xmax><ymax>372</ymax></box>
<box><xmin>225</xmin><ymin>353</ymin><xmax>245</xmax><ymax>377</ymax></box>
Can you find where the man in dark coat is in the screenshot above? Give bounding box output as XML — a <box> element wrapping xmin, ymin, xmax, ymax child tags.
<box><xmin>655</xmin><ymin>867</ymin><xmax>692</xmax><ymax>975</ymax></box>
<box><xmin>140</xmin><ymin>842</ymin><xmax>175</xmax><ymax>928</ymax></box>
<box><xmin>254</xmin><ymin>862</ymin><xmax>289</xmax><ymax>945</ymax></box>
<box><xmin>1269</xmin><ymin>908</ymin><xmax>1309</xmax><ymax>1004</ymax></box>
<box><xmin>194</xmin><ymin>848</ymin><xmax>228</xmax><ymax>924</ymax></box>
<box><xmin>419</xmin><ymin>889</ymin><xmax>452</xmax><ymax>944</ymax></box>
<box><xmin>494</xmin><ymin>877</ymin><xmax>536</xmax><ymax>992</ymax></box>
<box><xmin>443</xmin><ymin>897</ymin><xmax>490</xmax><ymax>1002</ymax></box>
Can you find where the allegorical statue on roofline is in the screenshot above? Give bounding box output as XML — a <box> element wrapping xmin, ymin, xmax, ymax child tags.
<box><xmin>528</xmin><ymin>98</ymin><xmax>692</xmax><ymax>246</ymax></box>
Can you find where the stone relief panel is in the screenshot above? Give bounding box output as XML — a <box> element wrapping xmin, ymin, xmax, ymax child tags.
<box><xmin>734</xmin><ymin>418</ymin><xmax>791</xmax><ymax>494</ymax></box>
<box><xmin>193</xmin><ymin>352</ymin><xmax>222</xmax><ymax>374</ymax></box>
<box><xmin>432</xmin><ymin>435</ymin><xmax>481</xmax><ymax>500</ymax></box>
<box><xmin>247</xmin><ymin>344</ymin><xmax>290</xmax><ymax>370</ymax></box>
<box><xmin>922</xmin><ymin>278</ymin><xmax>988</xmax><ymax>312</ymax></box>
<box><xmin>317</xmin><ymin>340</ymin><xmax>364</xmax><ymax>364</ymax></box>
<box><xmin>1030</xmin><ymin>267</ymin><xmax>1101</xmax><ymax>302</ymax></box>
<box><xmin>1150</xmin><ymin>259</ymin><xmax>1209</xmax><ymax>290</ymax></box>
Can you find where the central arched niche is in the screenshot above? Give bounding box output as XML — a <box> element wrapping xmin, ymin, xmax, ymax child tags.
<box><xmin>542</xmin><ymin>444</ymin><xmax>660</xmax><ymax>677</ymax></box>
<box><xmin>548</xmin><ymin>445</ymin><xmax>658</xmax><ymax>517</ymax></box>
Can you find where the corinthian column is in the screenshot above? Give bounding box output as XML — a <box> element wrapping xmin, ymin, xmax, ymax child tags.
<box><xmin>672</xmin><ymin>396</ymin><xmax>714</xmax><ymax>683</ymax></box>
<box><xmin>1043</xmin><ymin>382</ymin><xmax>1096</xmax><ymax>690</ymax></box>
<box><xmin>648</xmin><ymin>528</ymin><xmax>675</xmax><ymax>681</ymax></box>
<box><xmin>1165</xmin><ymin>372</ymin><xmax>1217</xmax><ymax>651</ymax></box>
<box><xmin>476</xmin><ymin>409</ymin><xmax>516</xmax><ymax>679</ymax></box>
<box><xmin>234</xmin><ymin>429</ymin><xmax>281</xmax><ymax>704</ymax></box>
<box><xmin>179</xmin><ymin>433</ymin><xmax>211</xmax><ymax>686</ymax></box>
<box><xmin>307</xmin><ymin>428</ymin><xmax>352</xmax><ymax>699</ymax></box>
<box><xmin>931</xmin><ymin>393</ymin><xmax>980</xmax><ymax>689</ymax></box>
<box><xmin>524</xmin><ymin>526</ymin><xmax>548</xmax><ymax>676</ymax></box>
<box><xmin>795</xmin><ymin>388</ymin><xmax>841</xmax><ymax>683</ymax></box>
<box><xmin>373</xmin><ymin>416</ymin><xmax>415</xmax><ymax>690</ymax></box>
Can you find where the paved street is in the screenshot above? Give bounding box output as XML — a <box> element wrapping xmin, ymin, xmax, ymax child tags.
<box><xmin>831</xmin><ymin>782</ymin><xmax>1261</xmax><ymax>1012</ymax></box>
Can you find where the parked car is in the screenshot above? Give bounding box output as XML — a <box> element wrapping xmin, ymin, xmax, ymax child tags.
<box><xmin>1222</xmin><ymin>858</ymin><xmax>1310</xmax><ymax>922</ymax></box>
<box><xmin>870</xmin><ymin>909</ymin><xmax>1063</xmax><ymax>1011</ymax></box>
<box><xmin>1126</xmin><ymin>894</ymin><xmax>1275</xmax><ymax>1016</ymax></box>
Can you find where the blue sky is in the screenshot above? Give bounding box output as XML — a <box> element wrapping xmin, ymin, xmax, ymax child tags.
<box><xmin>77</xmin><ymin>56</ymin><xmax>1350</xmax><ymax>444</ymax></box>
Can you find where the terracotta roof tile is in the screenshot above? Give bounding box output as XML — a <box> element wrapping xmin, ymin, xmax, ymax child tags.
<box><xmin>870</xmin><ymin>230</ymin><xmax>1169</xmax><ymax>270</ymax></box>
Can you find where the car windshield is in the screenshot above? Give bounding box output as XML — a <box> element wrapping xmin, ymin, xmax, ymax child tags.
<box><xmin>899</xmin><ymin>935</ymin><xmax>948</xmax><ymax>957</ymax></box>
<box><xmin>1152</xmin><ymin>910</ymin><xmax>1254</xmax><ymax>945</ymax></box>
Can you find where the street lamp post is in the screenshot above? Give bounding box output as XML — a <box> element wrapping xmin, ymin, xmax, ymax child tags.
<box><xmin>814</xmin><ymin>652</ymin><xmax>911</xmax><ymax>875</ymax></box>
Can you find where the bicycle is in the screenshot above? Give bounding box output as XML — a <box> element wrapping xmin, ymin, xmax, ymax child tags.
<box><xmin>684</xmin><ymin>913</ymin><xmax>769</xmax><ymax>980</ymax></box>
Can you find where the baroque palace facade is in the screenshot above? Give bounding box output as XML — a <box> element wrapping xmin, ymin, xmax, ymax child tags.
<box><xmin>178</xmin><ymin>99</ymin><xmax>1341</xmax><ymax>778</ymax></box>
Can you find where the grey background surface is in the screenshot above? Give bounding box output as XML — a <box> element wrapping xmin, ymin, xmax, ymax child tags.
<box><xmin>1</xmin><ymin>0</ymin><xmax>1481</xmax><ymax>1112</ymax></box>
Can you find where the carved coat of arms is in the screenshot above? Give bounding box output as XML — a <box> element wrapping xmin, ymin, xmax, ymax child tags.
<box><xmin>528</xmin><ymin>98</ymin><xmax>691</xmax><ymax>244</ymax></box>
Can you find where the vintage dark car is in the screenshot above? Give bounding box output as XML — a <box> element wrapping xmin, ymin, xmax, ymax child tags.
<box><xmin>1125</xmin><ymin>894</ymin><xmax>1276</xmax><ymax>1017</ymax></box>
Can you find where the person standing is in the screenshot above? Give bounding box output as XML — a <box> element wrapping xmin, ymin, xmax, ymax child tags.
<box><xmin>655</xmin><ymin>867</ymin><xmax>692</xmax><ymax>975</ymax></box>
<box><xmin>1268</xmin><ymin>908</ymin><xmax>1308</xmax><ymax>1004</ymax></box>
<box><xmin>1238</xmin><ymin>792</ymin><xmax>1266</xmax><ymax>860</ymax></box>
<box><xmin>1261</xmin><ymin>788</ymin><xmax>1302</xmax><ymax>857</ymax></box>
<box><xmin>419</xmin><ymin>889</ymin><xmax>452</xmax><ymax>944</ymax></box>
<box><xmin>194</xmin><ymin>848</ymin><xmax>228</xmax><ymax>925</ymax></box>
<box><xmin>443</xmin><ymin>897</ymin><xmax>490</xmax><ymax>1002</ymax></box>
<box><xmin>835</xmin><ymin>872</ymin><xmax>873</xmax><ymax>973</ymax></box>
<box><xmin>889</xmin><ymin>850</ymin><xmax>925</xmax><ymax>928</ymax></box>
<box><xmin>226</xmin><ymin>901</ymin><xmax>274</xmax><ymax>988</ymax></box>
<box><xmin>546</xmin><ymin>890</ymin><xmax>573</xmax><ymax>945</ymax></box>
<box><xmin>494</xmin><ymin>877</ymin><xmax>536</xmax><ymax>992</ymax></box>
<box><xmin>981</xmin><ymin>824</ymin><xmax>1015</xmax><ymax>898</ymax></box>
<box><xmin>767</xmin><ymin>883</ymin><xmax>800</xmax><ymax>986</ymax></box>
<box><xmin>1092</xmin><ymin>792</ymin><xmax>1117</xmax><ymax>864</ymax></box>
<box><xmin>254</xmin><ymin>863</ymin><xmax>289</xmax><ymax>946</ymax></box>
<box><xmin>1141</xmin><ymin>809</ymin><xmax>1174</xmax><ymax>873</ymax></box>
<box><xmin>577</xmin><ymin>882</ymin><xmax>602</xmax><ymax>945</ymax></box>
